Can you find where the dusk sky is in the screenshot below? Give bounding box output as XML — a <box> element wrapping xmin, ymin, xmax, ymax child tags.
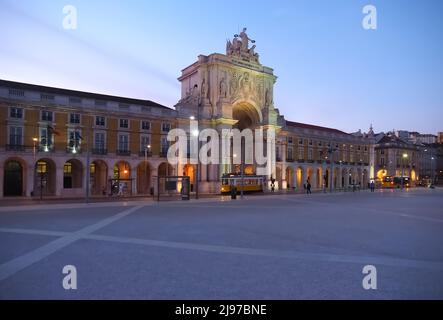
<box><xmin>1</xmin><ymin>0</ymin><xmax>442</xmax><ymax>134</ymax></box>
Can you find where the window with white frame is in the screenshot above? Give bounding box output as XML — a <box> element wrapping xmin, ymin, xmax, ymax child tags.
<box><xmin>140</xmin><ymin>135</ymin><xmax>151</xmax><ymax>153</ymax></box>
<box><xmin>119</xmin><ymin>119</ymin><xmax>129</xmax><ymax>129</ymax></box>
<box><xmin>118</xmin><ymin>134</ymin><xmax>129</xmax><ymax>151</ymax></box>
<box><xmin>95</xmin><ymin>116</ymin><xmax>106</xmax><ymax>127</ymax></box>
<box><xmin>67</xmin><ymin>129</ymin><xmax>81</xmax><ymax>151</ymax></box>
<box><xmin>161</xmin><ymin>137</ymin><xmax>169</xmax><ymax>155</ymax></box>
<box><xmin>9</xmin><ymin>126</ymin><xmax>23</xmax><ymax>145</ymax></box>
<box><xmin>162</xmin><ymin>122</ymin><xmax>171</xmax><ymax>133</ymax></box>
<box><xmin>141</xmin><ymin>121</ymin><xmax>151</xmax><ymax>131</ymax></box>
<box><xmin>308</xmin><ymin>148</ymin><xmax>313</xmax><ymax>160</ymax></box>
<box><xmin>287</xmin><ymin>146</ymin><xmax>293</xmax><ymax>160</ymax></box>
<box><xmin>10</xmin><ymin>107</ymin><xmax>23</xmax><ymax>119</ymax></box>
<box><xmin>299</xmin><ymin>147</ymin><xmax>304</xmax><ymax>160</ymax></box>
<box><xmin>41</xmin><ymin>110</ymin><xmax>53</xmax><ymax>122</ymax></box>
<box><xmin>70</xmin><ymin>113</ymin><xmax>80</xmax><ymax>124</ymax></box>
<box><xmin>39</xmin><ymin>127</ymin><xmax>52</xmax><ymax>149</ymax></box>
<box><xmin>94</xmin><ymin>132</ymin><xmax>106</xmax><ymax>151</ymax></box>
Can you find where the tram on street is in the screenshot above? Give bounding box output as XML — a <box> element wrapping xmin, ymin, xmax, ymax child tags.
<box><xmin>221</xmin><ymin>174</ymin><xmax>266</xmax><ymax>194</ymax></box>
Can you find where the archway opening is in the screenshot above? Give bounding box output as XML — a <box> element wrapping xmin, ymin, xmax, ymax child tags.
<box><xmin>91</xmin><ymin>160</ymin><xmax>108</xmax><ymax>195</ymax></box>
<box><xmin>34</xmin><ymin>159</ymin><xmax>56</xmax><ymax>196</ymax></box>
<box><xmin>4</xmin><ymin>160</ymin><xmax>24</xmax><ymax>196</ymax></box>
<box><xmin>233</xmin><ymin>102</ymin><xmax>261</xmax><ymax>130</ymax></box>
<box><xmin>286</xmin><ymin>167</ymin><xmax>293</xmax><ymax>189</ymax></box>
<box><xmin>112</xmin><ymin>161</ymin><xmax>132</xmax><ymax>196</ymax></box>
<box><xmin>296</xmin><ymin>167</ymin><xmax>303</xmax><ymax>189</ymax></box>
<box><xmin>137</xmin><ymin>161</ymin><xmax>152</xmax><ymax>195</ymax></box>
<box><xmin>63</xmin><ymin>159</ymin><xmax>83</xmax><ymax>189</ymax></box>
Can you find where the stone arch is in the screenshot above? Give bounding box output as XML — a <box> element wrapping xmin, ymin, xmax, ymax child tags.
<box><xmin>63</xmin><ymin>159</ymin><xmax>83</xmax><ymax>189</ymax></box>
<box><xmin>112</xmin><ymin>161</ymin><xmax>132</xmax><ymax>196</ymax></box>
<box><xmin>91</xmin><ymin>160</ymin><xmax>108</xmax><ymax>195</ymax></box>
<box><xmin>34</xmin><ymin>158</ymin><xmax>56</xmax><ymax>196</ymax></box>
<box><xmin>316</xmin><ymin>167</ymin><xmax>323</xmax><ymax>189</ymax></box>
<box><xmin>296</xmin><ymin>167</ymin><xmax>304</xmax><ymax>189</ymax></box>
<box><xmin>306</xmin><ymin>167</ymin><xmax>313</xmax><ymax>185</ymax></box>
<box><xmin>137</xmin><ymin>161</ymin><xmax>152</xmax><ymax>195</ymax></box>
<box><xmin>286</xmin><ymin>166</ymin><xmax>293</xmax><ymax>189</ymax></box>
<box><xmin>3</xmin><ymin>157</ymin><xmax>27</xmax><ymax>196</ymax></box>
<box><xmin>183</xmin><ymin>164</ymin><xmax>196</xmax><ymax>191</ymax></box>
<box><xmin>342</xmin><ymin>168</ymin><xmax>348</xmax><ymax>188</ymax></box>
<box><xmin>232</xmin><ymin>100</ymin><xmax>262</xmax><ymax>129</ymax></box>
<box><xmin>114</xmin><ymin>161</ymin><xmax>131</xmax><ymax>180</ymax></box>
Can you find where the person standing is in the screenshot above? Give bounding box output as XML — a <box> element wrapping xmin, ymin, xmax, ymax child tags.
<box><xmin>306</xmin><ymin>179</ymin><xmax>312</xmax><ymax>194</ymax></box>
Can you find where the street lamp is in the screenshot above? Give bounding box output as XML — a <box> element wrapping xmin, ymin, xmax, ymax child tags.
<box><xmin>32</xmin><ymin>137</ymin><xmax>38</xmax><ymax>161</ymax></box>
<box><xmin>144</xmin><ymin>144</ymin><xmax>151</xmax><ymax>163</ymax></box>
<box><xmin>401</xmin><ymin>153</ymin><xmax>408</xmax><ymax>189</ymax></box>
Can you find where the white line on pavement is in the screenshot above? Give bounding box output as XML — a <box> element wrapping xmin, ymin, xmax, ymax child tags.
<box><xmin>0</xmin><ymin>205</ymin><xmax>143</xmax><ymax>282</ymax></box>
<box><xmin>83</xmin><ymin>234</ymin><xmax>443</xmax><ymax>271</ymax></box>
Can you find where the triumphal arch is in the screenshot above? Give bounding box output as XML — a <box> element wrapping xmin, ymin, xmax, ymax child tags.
<box><xmin>175</xmin><ymin>28</ymin><xmax>284</xmax><ymax>193</ymax></box>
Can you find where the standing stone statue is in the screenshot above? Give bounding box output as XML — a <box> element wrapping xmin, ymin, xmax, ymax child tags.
<box><xmin>239</xmin><ymin>27</ymin><xmax>255</xmax><ymax>52</ymax></box>
<box><xmin>219</xmin><ymin>78</ymin><xmax>227</xmax><ymax>99</ymax></box>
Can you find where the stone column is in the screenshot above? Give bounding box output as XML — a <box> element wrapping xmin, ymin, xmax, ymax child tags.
<box><xmin>55</xmin><ymin>166</ymin><xmax>64</xmax><ymax>196</ymax></box>
<box><xmin>131</xmin><ymin>169</ymin><xmax>137</xmax><ymax>195</ymax></box>
<box><xmin>152</xmin><ymin>167</ymin><xmax>159</xmax><ymax>197</ymax></box>
<box><xmin>26</xmin><ymin>164</ymin><xmax>34</xmax><ymax>197</ymax></box>
<box><xmin>0</xmin><ymin>164</ymin><xmax>3</xmax><ymax>198</ymax></box>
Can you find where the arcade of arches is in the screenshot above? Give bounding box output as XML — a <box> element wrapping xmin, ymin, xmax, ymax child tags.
<box><xmin>1</xmin><ymin>157</ymin><xmax>175</xmax><ymax>197</ymax></box>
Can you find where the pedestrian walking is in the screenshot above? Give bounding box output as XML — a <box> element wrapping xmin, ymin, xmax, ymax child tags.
<box><xmin>306</xmin><ymin>180</ymin><xmax>312</xmax><ymax>194</ymax></box>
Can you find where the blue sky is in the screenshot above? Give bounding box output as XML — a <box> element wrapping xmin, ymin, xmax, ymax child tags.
<box><xmin>1</xmin><ymin>0</ymin><xmax>442</xmax><ymax>134</ymax></box>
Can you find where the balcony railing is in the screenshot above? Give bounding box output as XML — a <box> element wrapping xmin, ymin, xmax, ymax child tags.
<box><xmin>286</xmin><ymin>158</ymin><xmax>294</xmax><ymax>162</ymax></box>
<box><xmin>38</xmin><ymin>145</ymin><xmax>54</xmax><ymax>152</ymax></box>
<box><xmin>139</xmin><ymin>151</ymin><xmax>152</xmax><ymax>157</ymax></box>
<box><xmin>160</xmin><ymin>151</ymin><xmax>168</xmax><ymax>158</ymax></box>
<box><xmin>92</xmin><ymin>148</ymin><xmax>108</xmax><ymax>155</ymax></box>
<box><xmin>6</xmin><ymin>144</ymin><xmax>25</xmax><ymax>151</ymax></box>
<box><xmin>66</xmin><ymin>147</ymin><xmax>82</xmax><ymax>154</ymax></box>
<box><xmin>116</xmin><ymin>149</ymin><xmax>131</xmax><ymax>156</ymax></box>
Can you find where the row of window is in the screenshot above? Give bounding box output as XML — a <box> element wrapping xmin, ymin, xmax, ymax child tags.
<box><xmin>287</xmin><ymin>136</ymin><xmax>368</xmax><ymax>152</ymax></box>
<box><xmin>278</xmin><ymin>146</ymin><xmax>369</xmax><ymax>163</ymax></box>
<box><xmin>8</xmin><ymin>107</ymin><xmax>171</xmax><ymax>132</ymax></box>
<box><xmin>6</xmin><ymin>126</ymin><xmax>169</xmax><ymax>155</ymax></box>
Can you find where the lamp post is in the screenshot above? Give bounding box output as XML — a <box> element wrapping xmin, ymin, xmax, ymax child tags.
<box><xmin>326</xmin><ymin>146</ymin><xmax>337</xmax><ymax>193</ymax></box>
<box><xmin>32</xmin><ymin>137</ymin><xmax>38</xmax><ymax>161</ymax></box>
<box><xmin>241</xmin><ymin>138</ymin><xmax>245</xmax><ymax>199</ymax></box>
<box><xmin>401</xmin><ymin>153</ymin><xmax>408</xmax><ymax>190</ymax></box>
<box><xmin>145</xmin><ymin>144</ymin><xmax>151</xmax><ymax>163</ymax></box>
<box><xmin>431</xmin><ymin>156</ymin><xmax>435</xmax><ymax>186</ymax></box>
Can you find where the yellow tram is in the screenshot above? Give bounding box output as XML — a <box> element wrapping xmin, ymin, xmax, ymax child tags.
<box><xmin>221</xmin><ymin>174</ymin><xmax>266</xmax><ymax>194</ymax></box>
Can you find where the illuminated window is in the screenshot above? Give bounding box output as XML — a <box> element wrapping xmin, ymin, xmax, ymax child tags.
<box><xmin>64</xmin><ymin>163</ymin><xmax>72</xmax><ymax>174</ymax></box>
<box><xmin>36</xmin><ymin>161</ymin><xmax>47</xmax><ymax>173</ymax></box>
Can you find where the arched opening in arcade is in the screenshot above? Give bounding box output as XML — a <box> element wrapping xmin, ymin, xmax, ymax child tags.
<box><xmin>296</xmin><ymin>167</ymin><xmax>303</xmax><ymax>189</ymax></box>
<box><xmin>231</xmin><ymin>101</ymin><xmax>262</xmax><ymax>176</ymax></box>
<box><xmin>111</xmin><ymin>161</ymin><xmax>132</xmax><ymax>196</ymax></box>
<box><xmin>34</xmin><ymin>159</ymin><xmax>56</xmax><ymax>196</ymax></box>
<box><xmin>137</xmin><ymin>161</ymin><xmax>152</xmax><ymax>195</ymax></box>
<box><xmin>63</xmin><ymin>159</ymin><xmax>83</xmax><ymax>189</ymax></box>
<box><xmin>3</xmin><ymin>158</ymin><xmax>25</xmax><ymax>196</ymax></box>
<box><xmin>183</xmin><ymin>164</ymin><xmax>196</xmax><ymax>191</ymax></box>
<box><xmin>286</xmin><ymin>167</ymin><xmax>293</xmax><ymax>189</ymax></box>
<box><xmin>90</xmin><ymin>160</ymin><xmax>108</xmax><ymax>195</ymax></box>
